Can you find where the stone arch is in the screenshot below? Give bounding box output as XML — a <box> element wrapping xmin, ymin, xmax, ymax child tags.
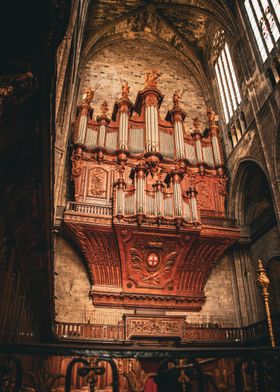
<box><xmin>79</xmin><ymin>31</ymin><xmax>210</xmax><ymax>101</ymax></box>
<box><xmin>77</xmin><ymin>35</ymin><xmax>209</xmax><ymax>132</ymax></box>
<box><xmin>229</xmin><ymin>159</ymin><xmax>275</xmax><ymax>226</ymax></box>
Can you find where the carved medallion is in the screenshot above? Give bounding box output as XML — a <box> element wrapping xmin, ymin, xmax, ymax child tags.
<box><xmin>130</xmin><ymin>247</ymin><xmax>177</xmax><ymax>286</ymax></box>
<box><xmin>147</xmin><ymin>252</ymin><xmax>159</xmax><ymax>268</ymax></box>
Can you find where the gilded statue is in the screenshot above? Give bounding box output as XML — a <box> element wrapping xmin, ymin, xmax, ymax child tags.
<box><xmin>193</xmin><ymin>117</ymin><xmax>201</xmax><ymax>131</ymax></box>
<box><xmin>83</xmin><ymin>87</ymin><xmax>95</xmax><ymax>105</ymax></box>
<box><xmin>101</xmin><ymin>100</ymin><xmax>109</xmax><ymax>116</ymax></box>
<box><xmin>144</xmin><ymin>70</ymin><xmax>161</xmax><ymax>87</ymax></box>
<box><xmin>173</xmin><ymin>90</ymin><xmax>181</xmax><ymax>106</ymax></box>
<box><xmin>207</xmin><ymin>107</ymin><xmax>216</xmax><ymax>124</ymax></box>
<box><xmin>121</xmin><ymin>80</ymin><xmax>130</xmax><ymax>98</ymax></box>
<box><xmin>71</xmin><ymin>154</ymin><xmax>82</xmax><ymax>177</ymax></box>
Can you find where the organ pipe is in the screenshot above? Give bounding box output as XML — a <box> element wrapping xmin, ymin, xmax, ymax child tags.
<box><xmin>188</xmin><ymin>187</ymin><xmax>199</xmax><ymax>222</ymax></box>
<box><xmin>171</xmin><ymin>171</ymin><xmax>183</xmax><ymax>217</ymax></box>
<box><xmin>135</xmin><ymin>163</ymin><xmax>146</xmax><ymax>214</ymax></box>
<box><xmin>144</xmin><ymin>93</ymin><xmax>160</xmax><ymax>152</ymax></box>
<box><xmin>172</xmin><ymin>99</ymin><xmax>186</xmax><ymax>159</ymax></box>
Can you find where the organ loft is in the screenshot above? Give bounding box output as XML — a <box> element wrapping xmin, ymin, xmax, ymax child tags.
<box><xmin>62</xmin><ymin>71</ymin><xmax>239</xmax><ymax>338</ymax></box>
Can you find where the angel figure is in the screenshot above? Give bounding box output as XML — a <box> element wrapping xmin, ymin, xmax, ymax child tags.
<box><xmin>121</xmin><ymin>80</ymin><xmax>130</xmax><ymax>98</ymax></box>
<box><xmin>193</xmin><ymin>117</ymin><xmax>201</xmax><ymax>131</ymax></box>
<box><xmin>144</xmin><ymin>70</ymin><xmax>161</xmax><ymax>87</ymax></box>
<box><xmin>207</xmin><ymin>107</ymin><xmax>216</xmax><ymax>124</ymax></box>
<box><xmin>173</xmin><ymin>90</ymin><xmax>181</xmax><ymax>107</ymax></box>
<box><xmin>100</xmin><ymin>100</ymin><xmax>109</xmax><ymax>116</ymax></box>
<box><xmin>83</xmin><ymin>87</ymin><xmax>95</xmax><ymax>104</ymax></box>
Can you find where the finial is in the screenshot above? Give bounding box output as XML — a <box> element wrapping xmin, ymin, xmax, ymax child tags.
<box><xmin>173</xmin><ymin>90</ymin><xmax>181</xmax><ymax>107</ymax></box>
<box><xmin>257</xmin><ymin>259</ymin><xmax>270</xmax><ymax>288</ymax></box>
<box><xmin>121</xmin><ymin>80</ymin><xmax>130</xmax><ymax>98</ymax></box>
<box><xmin>82</xmin><ymin>87</ymin><xmax>95</xmax><ymax>105</ymax></box>
<box><xmin>144</xmin><ymin>70</ymin><xmax>161</xmax><ymax>88</ymax></box>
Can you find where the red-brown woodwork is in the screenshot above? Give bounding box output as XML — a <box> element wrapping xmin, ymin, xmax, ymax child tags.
<box><xmin>64</xmin><ymin>73</ymin><xmax>239</xmax><ymax>314</ymax></box>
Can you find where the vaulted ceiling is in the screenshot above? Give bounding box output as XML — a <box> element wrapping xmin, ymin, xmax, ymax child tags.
<box><xmin>80</xmin><ymin>0</ymin><xmax>239</xmax><ymax>100</ymax></box>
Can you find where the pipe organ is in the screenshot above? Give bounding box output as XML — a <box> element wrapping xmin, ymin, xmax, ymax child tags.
<box><xmin>65</xmin><ymin>72</ymin><xmax>239</xmax><ymax>313</ymax></box>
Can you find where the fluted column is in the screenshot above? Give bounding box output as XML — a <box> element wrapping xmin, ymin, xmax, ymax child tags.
<box><xmin>115</xmin><ymin>177</ymin><xmax>126</xmax><ymax>219</ymax></box>
<box><xmin>135</xmin><ymin>162</ymin><xmax>146</xmax><ymax>215</ymax></box>
<box><xmin>193</xmin><ymin>118</ymin><xmax>204</xmax><ymax>169</ymax></box>
<box><xmin>96</xmin><ymin>101</ymin><xmax>109</xmax><ymax>162</ymax></box>
<box><xmin>172</xmin><ymin>93</ymin><xmax>186</xmax><ymax>160</ymax></box>
<box><xmin>144</xmin><ymin>93</ymin><xmax>159</xmax><ymax>152</ymax></box>
<box><xmin>207</xmin><ymin>109</ymin><xmax>223</xmax><ymax>168</ymax></box>
<box><xmin>77</xmin><ymin>88</ymin><xmax>94</xmax><ymax>145</ymax></box>
<box><xmin>154</xmin><ymin>180</ymin><xmax>164</xmax><ymax>217</ymax></box>
<box><xmin>117</xmin><ymin>81</ymin><xmax>132</xmax><ymax>151</ymax></box>
<box><xmin>187</xmin><ymin>186</ymin><xmax>199</xmax><ymax>222</ymax></box>
<box><xmin>171</xmin><ymin>171</ymin><xmax>183</xmax><ymax>218</ymax></box>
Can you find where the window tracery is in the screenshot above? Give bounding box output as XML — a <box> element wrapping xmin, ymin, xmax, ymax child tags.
<box><xmin>244</xmin><ymin>0</ymin><xmax>280</xmax><ymax>62</ymax></box>
<box><xmin>212</xmin><ymin>30</ymin><xmax>244</xmax><ymax>150</ymax></box>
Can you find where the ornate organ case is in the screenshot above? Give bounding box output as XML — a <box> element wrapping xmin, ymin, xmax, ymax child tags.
<box><xmin>64</xmin><ymin>73</ymin><xmax>239</xmax><ymax>312</ymax></box>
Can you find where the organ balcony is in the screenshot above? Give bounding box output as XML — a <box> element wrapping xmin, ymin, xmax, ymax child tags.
<box><xmin>64</xmin><ymin>72</ymin><xmax>239</xmax><ymax>312</ymax></box>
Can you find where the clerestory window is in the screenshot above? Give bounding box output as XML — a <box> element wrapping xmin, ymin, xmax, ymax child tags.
<box><xmin>214</xmin><ymin>43</ymin><xmax>242</xmax><ymax>124</ymax></box>
<box><xmin>244</xmin><ymin>0</ymin><xmax>280</xmax><ymax>63</ymax></box>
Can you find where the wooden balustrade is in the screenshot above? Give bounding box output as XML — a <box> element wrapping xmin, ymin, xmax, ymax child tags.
<box><xmin>54</xmin><ymin>321</ymin><xmax>260</xmax><ymax>343</ymax></box>
<box><xmin>67</xmin><ymin>202</ymin><xmax>112</xmax><ymax>216</ymax></box>
<box><xmin>201</xmin><ymin>215</ymin><xmax>237</xmax><ymax>228</ymax></box>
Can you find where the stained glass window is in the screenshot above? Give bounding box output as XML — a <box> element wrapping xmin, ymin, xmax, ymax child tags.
<box><xmin>214</xmin><ymin>43</ymin><xmax>241</xmax><ymax>124</ymax></box>
<box><xmin>244</xmin><ymin>0</ymin><xmax>280</xmax><ymax>62</ymax></box>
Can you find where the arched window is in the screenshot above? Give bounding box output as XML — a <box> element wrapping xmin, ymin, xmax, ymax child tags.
<box><xmin>244</xmin><ymin>0</ymin><xmax>280</xmax><ymax>62</ymax></box>
<box><xmin>214</xmin><ymin>41</ymin><xmax>241</xmax><ymax>124</ymax></box>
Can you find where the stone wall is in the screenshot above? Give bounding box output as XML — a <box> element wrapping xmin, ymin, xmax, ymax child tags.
<box><xmin>78</xmin><ymin>38</ymin><xmax>208</xmax><ymax>131</ymax></box>
<box><xmin>54</xmin><ymin>236</ymin><xmax>92</xmax><ymax>323</ymax></box>
<box><xmin>55</xmin><ymin>237</ymin><xmax>238</xmax><ymax>327</ymax></box>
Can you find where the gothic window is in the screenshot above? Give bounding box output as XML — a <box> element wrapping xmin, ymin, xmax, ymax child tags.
<box><xmin>244</xmin><ymin>0</ymin><xmax>280</xmax><ymax>62</ymax></box>
<box><xmin>214</xmin><ymin>42</ymin><xmax>241</xmax><ymax>124</ymax></box>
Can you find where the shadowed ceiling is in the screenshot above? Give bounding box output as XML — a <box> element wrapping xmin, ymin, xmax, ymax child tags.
<box><xmin>80</xmin><ymin>0</ymin><xmax>238</xmax><ymax>100</ymax></box>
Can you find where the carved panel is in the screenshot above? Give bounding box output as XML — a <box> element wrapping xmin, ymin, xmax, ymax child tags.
<box><xmin>124</xmin><ymin>235</ymin><xmax>181</xmax><ymax>289</ymax></box>
<box><xmin>195</xmin><ymin>180</ymin><xmax>214</xmax><ymax>211</ymax></box>
<box><xmin>124</xmin><ymin>315</ymin><xmax>186</xmax><ymax>339</ymax></box>
<box><xmin>88</xmin><ymin>167</ymin><xmax>107</xmax><ymax>198</ymax></box>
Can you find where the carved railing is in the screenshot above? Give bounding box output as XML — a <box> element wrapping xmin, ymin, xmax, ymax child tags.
<box><xmin>201</xmin><ymin>215</ymin><xmax>237</xmax><ymax>228</ymax></box>
<box><xmin>55</xmin><ymin>314</ymin><xmax>280</xmax><ymax>344</ymax></box>
<box><xmin>55</xmin><ymin>321</ymin><xmax>124</xmax><ymax>340</ymax></box>
<box><xmin>66</xmin><ymin>201</ymin><xmax>112</xmax><ymax>216</ymax></box>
